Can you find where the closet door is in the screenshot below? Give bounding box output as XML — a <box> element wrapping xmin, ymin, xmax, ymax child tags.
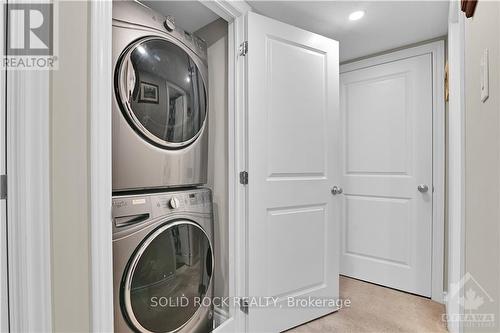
<box><xmin>246</xmin><ymin>12</ymin><xmax>340</xmax><ymax>332</ymax></box>
<box><xmin>339</xmin><ymin>54</ymin><xmax>433</xmax><ymax>297</ymax></box>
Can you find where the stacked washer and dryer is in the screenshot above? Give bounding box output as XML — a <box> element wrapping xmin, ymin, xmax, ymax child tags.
<box><xmin>112</xmin><ymin>1</ymin><xmax>215</xmax><ymax>332</ymax></box>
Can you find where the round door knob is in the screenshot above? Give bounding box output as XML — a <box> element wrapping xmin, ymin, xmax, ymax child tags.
<box><xmin>417</xmin><ymin>184</ymin><xmax>429</xmax><ymax>193</ymax></box>
<box><xmin>331</xmin><ymin>186</ymin><xmax>343</xmax><ymax>195</ymax></box>
<box><xmin>169</xmin><ymin>197</ymin><xmax>180</xmax><ymax>209</ymax></box>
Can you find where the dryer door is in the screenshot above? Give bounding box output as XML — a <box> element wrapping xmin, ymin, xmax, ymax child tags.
<box><xmin>116</xmin><ymin>37</ymin><xmax>207</xmax><ymax>149</ymax></box>
<box><xmin>122</xmin><ymin>220</ymin><xmax>213</xmax><ymax>333</ymax></box>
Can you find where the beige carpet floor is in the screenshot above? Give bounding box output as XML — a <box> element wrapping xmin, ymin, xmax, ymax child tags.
<box><xmin>288</xmin><ymin>276</ymin><xmax>448</xmax><ymax>333</ymax></box>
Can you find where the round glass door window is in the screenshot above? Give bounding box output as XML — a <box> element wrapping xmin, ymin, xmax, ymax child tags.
<box><xmin>122</xmin><ymin>221</ymin><xmax>213</xmax><ymax>333</ymax></box>
<box><xmin>116</xmin><ymin>37</ymin><xmax>207</xmax><ymax>149</ymax></box>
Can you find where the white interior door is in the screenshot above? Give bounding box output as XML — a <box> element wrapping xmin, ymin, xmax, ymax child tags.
<box><xmin>339</xmin><ymin>54</ymin><xmax>433</xmax><ymax>297</ymax></box>
<box><xmin>246</xmin><ymin>12</ymin><xmax>340</xmax><ymax>332</ymax></box>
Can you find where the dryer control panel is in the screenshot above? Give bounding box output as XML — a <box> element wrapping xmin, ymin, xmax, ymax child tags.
<box><xmin>112</xmin><ymin>0</ymin><xmax>208</xmax><ymax>62</ymax></box>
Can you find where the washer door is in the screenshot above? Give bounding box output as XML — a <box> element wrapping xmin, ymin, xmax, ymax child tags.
<box><xmin>122</xmin><ymin>220</ymin><xmax>213</xmax><ymax>333</ymax></box>
<box><xmin>116</xmin><ymin>37</ymin><xmax>207</xmax><ymax>149</ymax></box>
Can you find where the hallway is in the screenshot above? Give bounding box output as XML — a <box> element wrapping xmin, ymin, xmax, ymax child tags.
<box><xmin>290</xmin><ymin>276</ymin><xmax>447</xmax><ymax>333</ymax></box>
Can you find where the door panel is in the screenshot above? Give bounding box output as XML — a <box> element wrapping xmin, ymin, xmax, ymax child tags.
<box><xmin>266</xmin><ymin>205</ymin><xmax>326</xmax><ymax>297</ymax></box>
<box><xmin>266</xmin><ymin>37</ymin><xmax>327</xmax><ymax>178</ymax></box>
<box><xmin>340</xmin><ymin>54</ymin><xmax>433</xmax><ymax>297</ymax></box>
<box><xmin>345</xmin><ymin>73</ymin><xmax>409</xmax><ymax>174</ymax></box>
<box><xmin>247</xmin><ymin>12</ymin><xmax>339</xmax><ymax>332</ymax></box>
<box><xmin>345</xmin><ymin>196</ymin><xmax>411</xmax><ymax>264</ymax></box>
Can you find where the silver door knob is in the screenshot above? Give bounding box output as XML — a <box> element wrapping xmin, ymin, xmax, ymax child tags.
<box><xmin>417</xmin><ymin>184</ymin><xmax>429</xmax><ymax>193</ymax></box>
<box><xmin>331</xmin><ymin>186</ymin><xmax>343</xmax><ymax>195</ymax></box>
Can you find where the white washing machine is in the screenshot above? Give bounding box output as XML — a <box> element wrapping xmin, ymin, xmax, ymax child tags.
<box><xmin>113</xmin><ymin>1</ymin><xmax>209</xmax><ymax>191</ymax></box>
<box><xmin>112</xmin><ymin>188</ymin><xmax>214</xmax><ymax>333</ymax></box>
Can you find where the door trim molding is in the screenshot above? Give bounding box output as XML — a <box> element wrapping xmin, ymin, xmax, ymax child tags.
<box><xmin>340</xmin><ymin>40</ymin><xmax>446</xmax><ymax>302</ymax></box>
<box><xmin>0</xmin><ymin>3</ymin><xmax>8</xmax><ymax>331</ymax></box>
<box><xmin>446</xmin><ymin>2</ymin><xmax>465</xmax><ymax>331</ymax></box>
<box><xmin>88</xmin><ymin>1</ymin><xmax>250</xmax><ymax>332</ymax></box>
<box><xmin>5</xmin><ymin>21</ymin><xmax>53</xmax><ymax>333</ymax></box>
<box><xmin>206</xmin><ymin>2</ymin><xmax>251</xmax><ymax>333</ymax></box>
<box><xmin>89</xmin><ymin>1</ymin><xmax>113</xmax><ymax>331</ymax></box>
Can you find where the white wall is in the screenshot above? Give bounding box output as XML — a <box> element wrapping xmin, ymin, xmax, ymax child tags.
<box><xmin>203</xmin><ymin>22</ymin><xmax>230</xmax><ymax>314</ymax></box>
<box><xmin>195</xmin><ymin>17</ymin><xmax>230</xmax><ymax>316</ymax></box>
<box><xmin>463</xmin><ymin>2</ymin><xmax>500</xmax><ymax>332</ymax></box>
<box><xmin>50</xmin><ymin>1</ymin><xmax>91</xmax><ymax>331</ymax></box>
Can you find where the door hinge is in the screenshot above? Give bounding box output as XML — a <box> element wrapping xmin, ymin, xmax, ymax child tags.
<box><xmin>239</xmin><ymin>41</ymin><xmax>248</xmax><ymax>56</ymax></box>
<box><xmin>0</xmin><ymin>175</ymin><xmax>6</xmax><ymax>200</ymax></box>
<box><xmin>240</xmin><ymin>298</ymin><xmax>249</xmax><ymax>314</ymax></box>
<box><xmin>239</xmin><ymin>171</ymin><xmax>248</xmax><ymax>185</ymax></box>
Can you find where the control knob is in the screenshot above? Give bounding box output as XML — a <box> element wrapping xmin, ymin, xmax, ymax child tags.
<box><xmin>169</xmin><ymin>197</ymin><xmax>180</xmax><ymax>209</ymax></box>
<box><xmin>164</xmin><ymin>16</ymin><xmax>175</xmax><ymax>32</ymax></box>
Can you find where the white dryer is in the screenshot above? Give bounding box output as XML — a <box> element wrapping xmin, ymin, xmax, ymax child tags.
<box><xmin>113</xmin><ymin>1</ymin><xmax>208</xmax><ymax>191</ymax></box>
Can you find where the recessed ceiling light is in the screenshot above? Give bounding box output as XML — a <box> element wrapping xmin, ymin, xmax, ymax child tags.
<box><xmin>349</xmin><ymin>10</ymin><xmax>365</xmax><ymax>21</ymax></box>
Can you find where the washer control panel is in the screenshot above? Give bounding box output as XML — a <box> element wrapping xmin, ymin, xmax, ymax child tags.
<box><xmin>112</xmin><ymin>188</ymin><xmax>212</xmax><ymax>231</ymax></box>
<box><xmin>152</xmin><ymin>190</ymin><xmax>211</xmax><ymax>212</ymax></box>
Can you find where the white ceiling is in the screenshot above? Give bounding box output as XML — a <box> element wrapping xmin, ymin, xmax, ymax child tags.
<box><xmin>141</xmin><ymin>1</ymin><xmax>220</xmax><ymax>32</ymax></box>
<box><xmin>247</xmin><ymin>1</ymin><xmax>449</xmax><ymax>62</ymax></box>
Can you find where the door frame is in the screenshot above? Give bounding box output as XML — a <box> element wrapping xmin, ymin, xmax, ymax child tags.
<box><xmin>340</xmin><ymin>40</ymin><xmax>446</xmax><ymax>303</ymax></box>
<box><xmin>200</xmin><ymin>2</ymin><xmax>251</xmax><ymax>331</ymax></box>
<box><xmin>0</xmin><ymin>2</ymin><xmax>8</xmax><ymax>331</ymax></box>
<box><xmin>446</xmin><ymin>2</ymin><xmax>466</xmax><ymax>332</ymax></box>
<box><xmin>5</xmin><ymin>1</ymin><xmax>53</xmax><ymax>332</ymax></box>
<box><xmin>88</xmin><ymin>2</ymin><xmax>113</xmax><ymax>331</ymax></box>
<box><xmin>88</xmin><ymin>1</ymin><xmax>251</xmax><ymax>332</ymax></box>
